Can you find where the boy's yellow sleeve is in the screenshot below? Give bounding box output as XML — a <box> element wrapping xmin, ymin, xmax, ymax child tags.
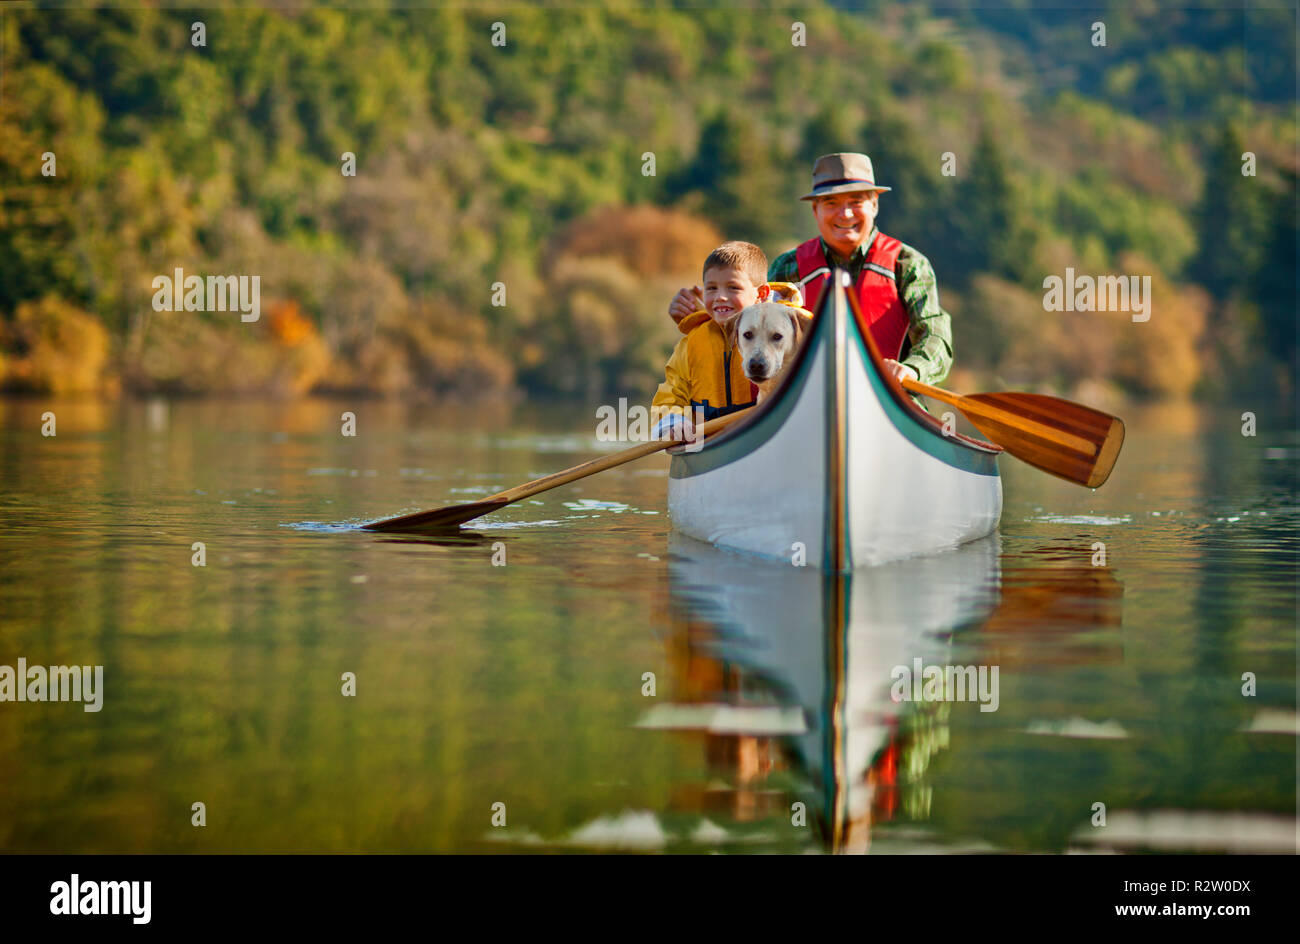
<box><xmin>650</xmin><ymin>336</ymin><xmax>692</xmax><ymax>423</ymax></box>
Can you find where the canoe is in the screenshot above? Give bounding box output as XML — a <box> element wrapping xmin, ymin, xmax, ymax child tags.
<box><xmin>666</xmin><ymin>270</ymin><xmax>1003</xmax><ymax>570</ymax></box>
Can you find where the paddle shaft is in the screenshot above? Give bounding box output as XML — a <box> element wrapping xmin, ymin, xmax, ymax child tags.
<box><xmin>482</xmin><ymin>410</ymin><xmax>745</xmax><ymax>504</ymax></box>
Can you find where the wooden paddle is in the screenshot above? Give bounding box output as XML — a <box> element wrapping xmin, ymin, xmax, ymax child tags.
<box><xmin>362</xmin><ymin>410</ymin><xmax>746</xmax><ymax>532</ymax></box>
<box><xmin>901</xmin><ymin>377</ymin><xmax>1124</xmax><ymax>488</ymax></box>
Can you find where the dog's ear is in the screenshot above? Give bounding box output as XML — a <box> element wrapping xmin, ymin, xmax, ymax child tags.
<box><xmin>724</xmin><ymin>311</ymin><xmax>740</xmax><ymax>351</ymax></box>
<box><xmin>787</xmin><ymin>309</ymin><xmax>808</xmax><ymax>347</ymax></box>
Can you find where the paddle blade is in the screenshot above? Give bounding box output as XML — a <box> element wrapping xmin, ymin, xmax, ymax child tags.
<box><xmin>362</xmin><ymin>498</ymin><xmax>511</xmax><ymax>533</ymax></box>
<box><xmin>961</xmin><ymin>392</ymin><xmax>1125</xmax><ymax>488</ymax></box>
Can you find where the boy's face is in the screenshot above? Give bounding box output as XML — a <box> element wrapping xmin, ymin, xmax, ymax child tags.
<box><xmin>702</xmin><ymin>266</ymin><xmax>761</xmax><ymax>326</ymax></box>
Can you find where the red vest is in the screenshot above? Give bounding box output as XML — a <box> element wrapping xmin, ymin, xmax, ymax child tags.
<box><xmin>795</xmin><ymin>234</ymin><xmax>910</xmax><ymax>359</ymax></box>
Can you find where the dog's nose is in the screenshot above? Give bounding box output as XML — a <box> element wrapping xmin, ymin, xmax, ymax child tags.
<box><xmin>747</xmin><ymin>358</ymin><xmax>767</xmax><ymax>379</ymax></box>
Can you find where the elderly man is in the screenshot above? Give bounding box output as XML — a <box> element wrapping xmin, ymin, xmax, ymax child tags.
<box><xmin>669</xmin><ymin>152</ymin><xmax>953</xmax><ymax>386</ymax></box>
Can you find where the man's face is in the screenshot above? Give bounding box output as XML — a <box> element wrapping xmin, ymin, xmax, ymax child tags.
<box><xmin>812</xmin><ymin>191</ymin><xmax>879</xmax><ymax>258</ymax></box>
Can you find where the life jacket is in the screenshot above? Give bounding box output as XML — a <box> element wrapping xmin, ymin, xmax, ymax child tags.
<box><xmin>654</xmin><ymin>312</ymin><xmax>756</xmax><ymax>422</ymax></box>
<box><xmin>795</xmin><ymin>233</ymin><xmax>910</xmax><ymax>360</ymax></box>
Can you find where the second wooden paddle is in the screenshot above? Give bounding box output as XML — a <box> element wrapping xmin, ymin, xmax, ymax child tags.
<box><xmin>901</xmin><ymin>377</ymin><xmax>1124</xmax><ymax>488</ymax></box>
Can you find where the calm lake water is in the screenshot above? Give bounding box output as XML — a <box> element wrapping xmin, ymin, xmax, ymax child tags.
<box><xmin>0</xmin><ymin>396</ymin><xmax>1294</xmax><ymax>853</ymax></box>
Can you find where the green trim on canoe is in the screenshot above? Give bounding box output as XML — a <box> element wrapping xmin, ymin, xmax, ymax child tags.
<box><xmin>848</xmin><ymin>322</ymin><xmax>1000</xmax><ymax>477</ymax></box>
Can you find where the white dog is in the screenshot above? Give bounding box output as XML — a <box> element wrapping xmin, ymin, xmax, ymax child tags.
<box><xmin>728</xmin><ymin>300</ymin><xmax>812</xmax><ymax>403</ymax></box>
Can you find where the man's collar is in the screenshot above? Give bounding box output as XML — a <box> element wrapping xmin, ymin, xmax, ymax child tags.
<box><xmin>820</xmin><ymin>227</ymin><xmax>879</xmax><ymax>266</ymax></box>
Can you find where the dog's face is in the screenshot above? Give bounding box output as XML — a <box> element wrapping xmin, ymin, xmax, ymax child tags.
<box><xmin>729</xmin><ymin>302</ymin><xmax>807</xmax><ymax>386</ymax></box>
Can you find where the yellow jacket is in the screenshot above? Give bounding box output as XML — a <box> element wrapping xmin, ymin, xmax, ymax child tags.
<box><xmin>651</xmin><ymin>311</ymin><xmax>755</xmax><ymax>426</ymax></box>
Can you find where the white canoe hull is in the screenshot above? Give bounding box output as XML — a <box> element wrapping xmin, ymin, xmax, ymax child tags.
<box><xmin>668</xmin><ymin>273</ymin><xmax>1002</xmax><ymax>570</ymax></box>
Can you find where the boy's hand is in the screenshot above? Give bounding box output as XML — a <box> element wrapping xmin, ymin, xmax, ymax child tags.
<box><xmin>654</xmin><ymin>414</ymin><xmax>696</xmax><ymax>442</ymax></box>
<box><xmin>669</xmin><ymin>286</ymin><xmax>704</xmax><ymax>324</ymax></box>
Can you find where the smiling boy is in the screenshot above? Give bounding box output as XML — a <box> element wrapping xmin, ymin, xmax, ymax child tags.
<box><xmin>650</xmin><ymin>241</ymin><xmax>765</xmax><ymax>442</ymax></box>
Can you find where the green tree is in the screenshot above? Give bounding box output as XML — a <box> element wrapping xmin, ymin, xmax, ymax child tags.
<box><xmin>667</xmin><ymin>109</ymin><xmax>785</xmax><ymax>244</ymax></box>
<box><xmin>1188</xmin><ymin>125</ymin><xmax>1271</xmax><ymax>301</ymax></box>
<box><xmin>947</xmin><ymin>128</ymin><xmax>1036</xmax><ymax>285</ymax></box>
<box><xmin>1254</xmin><ymin>168</ymin><xmax>1298</xmax><ymax>386</ymax></box>
<box><xmin>860</xmin><ymin>113</ymin><xmax>943</xmax><ymax>256</ymax></box>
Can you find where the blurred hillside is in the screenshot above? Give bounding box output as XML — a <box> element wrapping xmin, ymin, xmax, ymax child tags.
<box><xmin>0</xmin><ymin>1</ymin><xmax>1294</xmax><ymax>402</ymax></box>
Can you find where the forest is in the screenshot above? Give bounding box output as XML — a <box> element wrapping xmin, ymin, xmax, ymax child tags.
<box><xmin>0</xmin><ymin>1</ymin><xmax>1294</xmax><ymax>403</ymax></box>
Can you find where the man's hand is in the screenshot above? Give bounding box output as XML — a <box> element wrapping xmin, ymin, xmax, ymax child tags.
<box><xmin>882</xmin><ymin>359</ymin><xmax>919</xmax><ymax>384</ymax></box>
<box><xmin>669</xmin><ymin>286</ymin><xmax>704</xmax><ymax>325</ymax></box>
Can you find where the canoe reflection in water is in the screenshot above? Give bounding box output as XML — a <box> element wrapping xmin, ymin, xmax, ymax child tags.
<box><xmin>639</xmin><ymin>532</ymin><xmax>1124</xmax><ymax>853</ymax></box>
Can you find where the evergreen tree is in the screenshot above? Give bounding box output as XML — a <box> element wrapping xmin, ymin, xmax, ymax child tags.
<box><xmin>1254</xmin><ymin>168</ymin><xmax>1298</xmax><ymax>383</ymax></box>
<box><xmin>668</xmin><ymin>109</ymin><xmax>785</xmax><ymax>244</ymax></box>
<box><xmin>947</xmin><ymin>128</ymin><xmax>1036</xmax><ymax>285</ymax></box>
<box><xmin>1189</xmin><ymin>125</ymin><xmax>1270</xmax><ymax>300</ymax></box>
<box><xmin>800</xmin><ymin>105</ymin><xmax>862</xmax><ymax>166</ymax></box>
<box><xmin>860</xmin><ymin>113</ymin><xmax>942</xmax><ymax>254</ymax></box>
